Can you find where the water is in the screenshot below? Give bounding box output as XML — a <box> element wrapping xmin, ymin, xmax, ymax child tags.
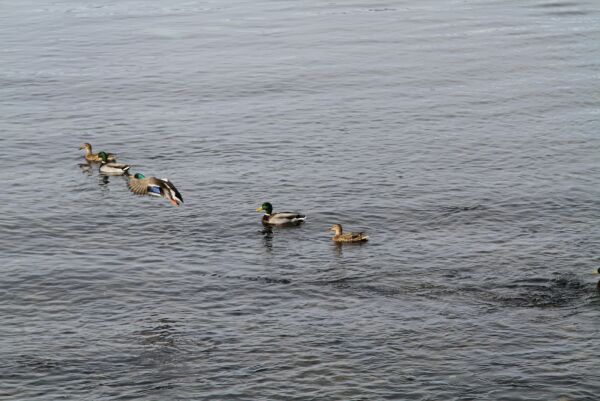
<box><xmin>1</xmin><ymin>0</ymin><xmax>600</xmax><ymax>399</ymax></box>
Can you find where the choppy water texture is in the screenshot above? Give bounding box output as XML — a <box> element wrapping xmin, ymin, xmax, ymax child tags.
<box><xmin>1</xmin><ymin>0</ymin><xmax>600</xmax><ymax>400</ymax></box>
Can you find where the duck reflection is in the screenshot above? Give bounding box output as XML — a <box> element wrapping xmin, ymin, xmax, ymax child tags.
<box><xmin>96</xmin><ymin>170</ymin><xmax>129</xmax><ymax>191</ymax></box>
<box><xmin>331</xmin><ymin>238</ymin><xmax>368</xmax><ymax>257</ymax></box>
<box><xmin>261</xmin><ymin>226</ymin><xmax>273</xmax><ymax>252</ymax></box>
<box><xmin>332</xmin><ymin>241</ymin><xmax>344</xmax><ymax>257</ymax></box>
<box><xmin>78</xmin><ymin>161</ymin><xmax>93</xmax><ymax>175</ymax></box>
<box><xmin>98</xmin><ymin>174</ymin><xmax>110</xmax><ymax>191</ymax></box>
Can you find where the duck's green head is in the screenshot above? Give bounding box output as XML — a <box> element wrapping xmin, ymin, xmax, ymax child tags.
<box><xmin>256</xmin><ymin>202</ymin><xmax>273</xmax><ymax>214</ymax></box>
<box><xmin>98</xmin><ymin>151</ymin><xmax>109</xmax><ymax>162</ymax></box>
<box><xmin>134</xmin><ymin>173</ymin><xmax>146</xmax><ymax>179</ymax></box>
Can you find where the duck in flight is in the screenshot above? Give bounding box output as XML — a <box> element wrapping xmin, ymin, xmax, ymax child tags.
<box><xmin>127</xmin><ymin>173</ymin><xmax>183</xmax><ymax>206</ymax></box>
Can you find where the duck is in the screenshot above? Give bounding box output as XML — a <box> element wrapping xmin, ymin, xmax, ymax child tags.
<box><xmin>98</xmin><ymin>151</ymin><xmax>130</xmax><ymax>175</ymax></box>
<box><xmin>593</xmin><ymin>268</ymin><xmax>600</xmax><ymax>290</ymax></box>
<box><xmin>79</xmin><ymin>143</ymin><xmax>116</xmax><ymax>162</ymax></box>
<box><xmin>329</xmin><ymin>223</ymin><xmax>368</xmax><ymax>243</ymax></box>
<box><xmin>127</xmin><ymin>173</ymin><xmax>183</xmax><ymax>206</ymax></box>
<box><xmin>256</xmin><ymin>202</ymin><xmax>306</xmax><ymax>225</ymax></box>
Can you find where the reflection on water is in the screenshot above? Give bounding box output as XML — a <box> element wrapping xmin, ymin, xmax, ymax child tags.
<box><xmin>78</xmin><ymin>162</ymin><xmax>92</xmax><ymax>175</ymax></box>
<box><xmin>98</xmin><ymin>174</ymin><xmax>110</xmax><ymax>188</ymax></box>
<box><xmin>261</xmin><ymin>226</ymin><xmax>273</xmax><ymax>252</ymax></box>
<box><xmin>332</xmin><ymin>241</ymin><xmax>344</xmax><ymax>257</ymax></box>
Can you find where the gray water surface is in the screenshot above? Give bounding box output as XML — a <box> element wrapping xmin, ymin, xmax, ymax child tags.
<box><xmin>1</xmin><ymin>0</ymin><xmax>600</xmax><ymax>400</ymax></box>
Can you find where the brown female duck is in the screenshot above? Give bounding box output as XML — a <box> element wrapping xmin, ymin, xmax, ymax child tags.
<box><xmin>329</xmin><ymin>223</ymin><xmax>368</xmax><ymax>243</ymax></box>
<box><xmin>79</xmin><ymin>143</ymin><xmax>116</xmax><ymax>162</ymax></box>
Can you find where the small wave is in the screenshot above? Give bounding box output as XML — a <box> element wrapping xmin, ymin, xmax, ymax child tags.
<box><xmin>489</xmin><ymin>274</ymin><xmax>591</xmax><ymax>308</ymax></box>
<box><xmin>235</xmin><ymin>275</ymin><xmax>292</xmax><ymax>285</ymax></box>
<box><xmin>318</xmin><ymin>274</ymin><xmax>594</xmax><ymax>308</ymax></box>
<box><xmin>544</xmin><ymin>10</ymin><xmax>590</xmax><ymax>16</ymax></box>
<box><xmin>136</xmin><ymin>323</ymin><xmax>178</xmax><ymax>347</ymax></box>
<box><xmin>209</xmin><ymin>271</ymin><xmax>292</xmax><ymax>286</ymax></box>
<box><xmin>16</xmin><ymin>355</ymin><xmax>62</xmax><ymax>372</ymax></box>
<box><xmin>533</xmin><ymin>2</ymin><xmax>581</xmax><ymax>8</ymax></box>
<box><xmin>529</xmin><ymin>1</ymin><xmax>591</xmax><ymax>16</ymax></box>
<box><xmin>439</xmin><ymin>204</ymin><xmax>487</xmax><ymax>216</ymax></box>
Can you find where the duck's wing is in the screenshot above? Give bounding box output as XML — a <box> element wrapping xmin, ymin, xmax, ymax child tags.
<box><xmin>275</xmin><ymin>212</ymin><xmax>305</xmax><ymax>219</ymax></box>
<box><xmin>270</xmin><ymin>212</ymin><xmax>306</xmax><ymax>223</ymax></box>
<box><xmin>100</xmin><ymin>163</ymin><xmax>130</xmax><ymax>175</ymax></box>
<box><xmin>128</xmin><ymin>176</ymin><xmax>151</xmax><ymax>195</ymax></box>
<box><xmin>349</xmin><ymin>232</ymin><xmax>369</xmax><ymax>241</ymax></box>
<box><xmin>159</xmin><ymin>178</ymin><xmax>183</xmax><ymax>204</ymax></box>
<box><xmin>106</xmin><ymin>162</ymin><xmax>129</xmax><ymax>169</ymax></box>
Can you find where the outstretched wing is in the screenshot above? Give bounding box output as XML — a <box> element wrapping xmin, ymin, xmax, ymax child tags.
<box><xmin>161</xmin><ymin>179</ymin><xmax>183</xmax><ymax>203</ymax></box>
<box><xmin>128</xmin><ymin>177</ymin><xmax>150</xmax><ymax>195</ymax></box>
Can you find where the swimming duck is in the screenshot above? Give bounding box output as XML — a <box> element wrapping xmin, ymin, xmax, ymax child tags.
<box><xmin>593</xmin><ymin>268</ymin><xmax>600</xmax><ymax>290</ymax></box>
<box><xmin>127</xmin><ymin>173</ymin><xmax>183</xmax><ymax>206</ymax></box>
<box><xmin>256</xmin><ymin>202</ymin><xmax>306</xmax><ymax>225</ymax></box>
<box><xmin>329</xmin><ymin>223</ymin><xmax>368</xmax><ymax>243</ymax></box>
<box><xmin>98</xmin><ymin>151</ymin><xmax>130</xmax><ymax>175</ymax></box>
<box><xmin>79</xmin><ymin>143</ymin><xmax>116</xmax><ymax>162</ymax></box>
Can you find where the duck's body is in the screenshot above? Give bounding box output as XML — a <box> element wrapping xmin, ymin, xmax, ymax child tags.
<box><xmin>330</xmin><ymin>224</ymin><xmax>368</xmax><ymax>243</ymax></box>
<box><xmin>256</xmin><ymin>202</ymin><xmax>306</xmax><ymax>225</ymax></box>
<box><xmin>128</xmin><ymin>173</ymin><xmax>183</xmax><ymax>206</ymax></box>
<box><xmin>262</xmin><ymin>212</ymin><xmax>307</xmax><ymax>225</ymax></box>
<box><xmin>80</xmin><ymin>143</ymin><xmax>116</xmax><ymax>162</ymax></box>
<box><xmin>100</xmin><ymin>163</ymin><xmax>130</xmax><ymax>175</ymax></box>
<box><xmin>98</xmin><ymin>151</ymin><xmax>130</xmax><ymax>175</ymax></box>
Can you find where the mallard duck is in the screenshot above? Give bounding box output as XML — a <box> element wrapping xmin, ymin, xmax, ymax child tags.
<box><xmin>256</xmin><ymin>202</ymin><xmax>306</xmax><ymax>225</ymax></box>
<box><xmin>128</xmin><ymin>173</ymin><xmax>183</xmax><ymax>206</ymax></box>
<box><xmin>329</xmin><ymin>223</ymin><xmax>368</xmax><ymax>243</ymax></box>
<box><xmin>593</xmin><ymin>268</ymin><xmax>600</xmax><ymax>290</ymax></box>
<box><xmin>98</xmin><ymin>151</ymin><xmax>130</xmax><ymax>175</ymax></box>
<box><xmin>79</xmin><ymin>143</ymin><xmax>116</xmax><ymax>162</ymax></box>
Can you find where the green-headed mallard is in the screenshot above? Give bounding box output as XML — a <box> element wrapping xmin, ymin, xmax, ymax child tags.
<box><xmin>98</xmin><ymin>151</ymin><xmax>130</xmax><ymax>175</ymax></box>
<box><xmin>79</xmin><ymin>143</ymin><xmax>116</xmax><ymax>162</ymax></box>
<box><xmin>256</xmin><ymin>202</ymin><xmax>306</xmax><ymax>225</ymax></box>
<box><xmin>128</xmin><ymin>173</ymin><xmax>183</xmax><ymax>206</ymax></box>
<box><xmin>329</xmin><ymin>223</ymin><xmax>368</xmax><ymax>243</ymax></box>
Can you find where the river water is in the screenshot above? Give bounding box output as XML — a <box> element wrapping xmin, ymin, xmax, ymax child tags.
<box><xmin>1</xmin><ymin>0</ymin><xmax>599</xmax><ymax>400</ymax></box>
